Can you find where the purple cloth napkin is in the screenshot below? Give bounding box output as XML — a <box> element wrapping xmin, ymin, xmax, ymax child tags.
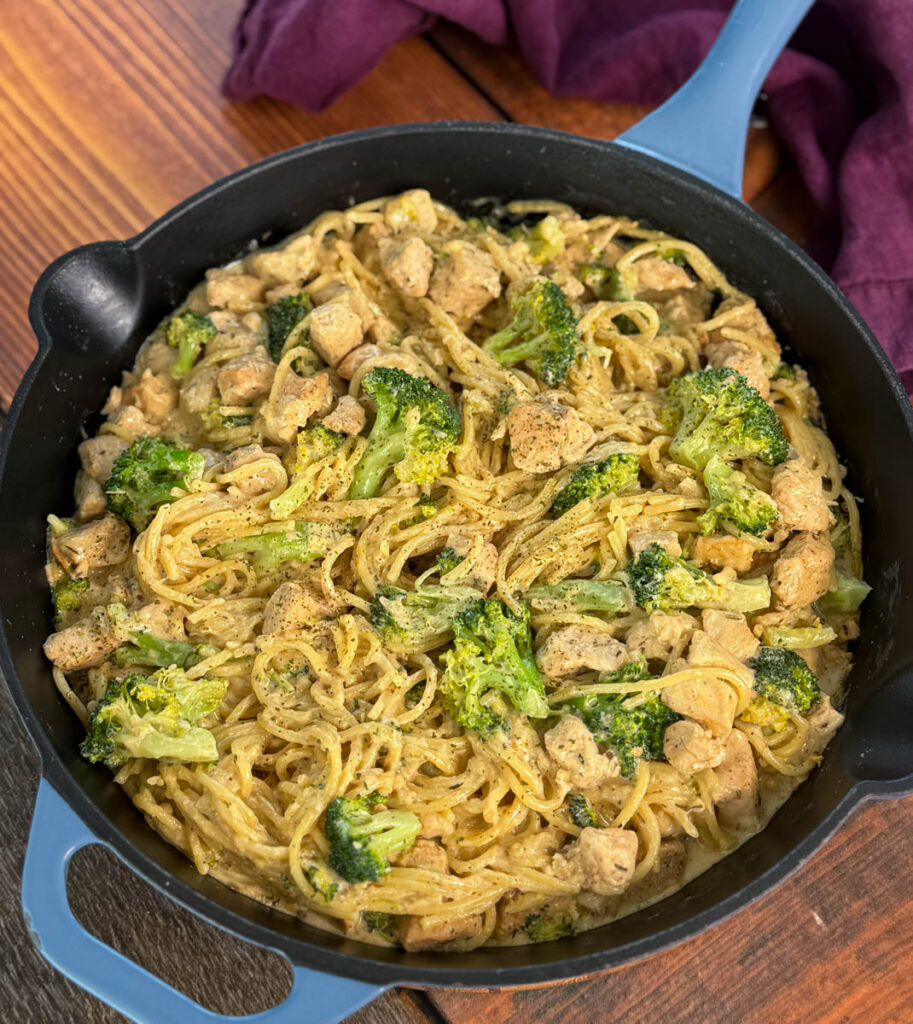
<box><xmin>224</xmin><ymin>1</ymin><xmax>913</xmax><ymax>393</ymax></box>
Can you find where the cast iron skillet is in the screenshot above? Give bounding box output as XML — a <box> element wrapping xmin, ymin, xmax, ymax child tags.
<box><xmin>6</xmin><ymin>1</ymin><xmax>913</xmax><ymax>1021</ymax></box>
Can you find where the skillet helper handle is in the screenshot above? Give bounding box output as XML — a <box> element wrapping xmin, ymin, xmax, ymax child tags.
<box><xmin>22</xmin><ymin>779</ymin><xmax>387</xmax><ymax>1024</ymax></box>
<box><xmin>616</xmin><ymin>0</ymin><xmax>815</xmax><ymax>197</ymax></box>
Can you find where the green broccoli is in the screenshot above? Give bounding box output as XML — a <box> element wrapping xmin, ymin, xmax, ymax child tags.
<box><xmin>580</xmin><ymin>264</ymin><xmax>637</xmax><ymax>303</ymax></box>
<box><xmin>748</xmin><ymin>646</ymin><xmax>820</xmax><ymax>713</ymax></box>
<box><xmin>115</xmin><ymin>630</ymin><xmax>218</xmax><ymax>671</ymax></box>
<box><xmin>303</xmin><ymin>862</ymin><xmax>339</xmax><ymax>902</ymax></box>
<box><xmin>760</xmin><ymin>623</ymin><xmax>837</xmax><ymax>650</ymax></box>
<box><xmin>270</xmin><ymin>424</ymin><xmax>347</xmax><ymax>519</ymax></box>
<box><xmin>523</xmin><ymin>912</ymin><xmax>575</xmax><ymax>943</ymax></box>
<box><xmin>51</xmin><ymin>576</ymin><xmax>90</xmax><ymax>628</ymax></box>
<box><xmin>210</xmin><ymin>521</ymin><xmax>336</xmax><ymax>572</ymax></box>
<box><xmin>598</xmin><ymin>655</ymin><xmax>650</xmax><ymax>685</ymax></box>
<box><xmin>105</xmin><ymin>436</ymin><xmax>206</xmax><ymax>531</ymax></box>
<box><xmin>324</xmin><ymin>794</ymin><xmax>420</xmax><ymax>883</ymax></box>
<box><xmin>362</xmin><ymin>911</ymin><xmax>400</xmax><ymax>943</ymax></box>
<box><xmin>481</xmin><ymin>280</ymin><xmax>580</xmax><ymax>386</ymax></box>
<box><xmin>817</xmin><ymin>572</ymin><xmax>871</xmax><ymax>616</ymax></box>
<box><xmin>199</xmin><ymin>401</ymin><xmax>254</xmax><ymax>433</ymax></box>
<box><xmin>165</xmin><ymin>311</ymin><xmax>217</xmax><ymax>378</ymax></box>
<box><xmin>509</xmin><ymin>215</ymin><xmax>565</xmax><ymax>264</ymax></box>
<box><xmin>80</xmin><ymin>667</ymin><xmax>227</xmax><ymax>769</ymax></box>
<box><xmin>771</xmin><ymin>363</ymin><xmax>799</xmax><ymax>382</ymax></box>
<box><xmin>663</xmin><ymin>367</ymin><xmax>788</xmax><ymax>470</ymax></box>
<box><xmin>369</xmin><ymin>584</ymin><xmax>480</xmax><ymax>649</ymax></box>
<box><xmin>549</xmin><ymin>452</ymin><xmax>641</xmax><ymax>518</ymax></box>
<box><xmin>439</xmin><ymin>599</ymin><xmax>548</xmax><ymax>733</ymax></box>
<box><xmin>347</xmin><ymin>368</ymin><xmax>461</xmax><ymax>500</ymax></box>
<box><xmin>525</xmin><ymin>579</ymin><xmax>629</xmax><ymax>615</ymax></box>
<box><xmin>265</xmin><ymin>292</ymin><xmax>311</xmax><ymax>361</ymax></box>
<box><xmin>627</xmin><ymin>542</ymin><xmax>770</xmax><ymax>613</ymax></box>
<box><xmin>567</xmin><ymin>794</ymin><xmax>599</xmax><ymax>829</ymax></box>
<box><xmin>436</xmin><ymin>546</ymin><xmax>464</xmax><ymax>575</ymax></box>
<box><xmin>697</xmin><ymin>454</ymin><xmax>779</xmax><ymax>537</ymax></box>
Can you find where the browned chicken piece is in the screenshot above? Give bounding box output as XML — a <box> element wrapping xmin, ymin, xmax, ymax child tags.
<box><xmin>770</xmin><ymin>532</ymin><xmax>835</xmax><ymax>608</ymax></box>
<box><xmin>383</xmin><ymin>188</ymin><xmax>438</xmax><ymax>234</ymax></box>
<box><xmin>336</xmin><ymin>343</ymin><xmax>379</xmax><ymax>381</ymax></box>
<box><xmin>705</xmin><ymin>339</ymin><xmax>770</xmax><ymax>398</ymax></box>
<box><xmin>663</xmin><ymin>720</ymin><xmax>726</xmax><ymax>775</ymax></box>
<box><xmin>378</xmin><ymin>236</ymin><xmax>434</xmax><ymax>298</ymax></box>
<box><xmin>635</xmin><ymin>256</ymin><xmax>694</xmax><ymax>292</ymax></box>
<box><xmin>222</xmin><ymin>445</ymin><xmax>286</xmax><ymax>497</ymax></box>
<box><xmin>537</xmin><ymin>626</ymin><xmax>628</xmax><ymax>678</ymax></box>
<box><xmin>217</xmin><ymin>348</ymin><xmax>276</xmax><ymax>405</ymax></box>
<box><xmin>309</xmin><ymin>283</ymin><xmax>375</xmax><ymax>331</ymax></box>
<box><xmin>262</xmin><ymin>581</ymin><xmax>333</xmax><ymax>635</ymax></box>
<box><xmin>625</xmin><ymin>611</ymin><xmax>695</xmax><ymax>661</ymax></box>
<box><xmin>770</xmin><ymin>459</ymin><xmax>833</xmax><ymax>533</ymax></box>
<box><xmin>368</xmin><ymin>315</ymin><xmax>399</xmax><ymax>344</ymax></box>
<box><xmin>710</xmin><ymin>728</ymin><xmax>759</xmax><ymax>832</ymax></box>
<box><xmin>498</xmin><ymin>895</ymin><xmax>579</xmax><ymax>938</ymax></box>
<box><xmin>109</xmin><ymin>405</ymin><xmax>161</xmax><ymax>440</ymax></box>
<box><xmin>180</xmin><ymin>366</ymin><xmax>219</xmax><ymax>415</ymax></box>
<box><xmin>130</xmin><ymin>369</ymin><xmax>177</xmax><ymax>423</ymax></box>
<box><xmin>321</xmin><ymin>396</ymin><xmax>366</xmax><ymax>435</ymax></box>
<box><xmin>400</xmin><ymin>913</ymin><xmax>484</xmax><ymax>952</ymax></box>
<box><xmin>308</xmin><ymin>303</ymin><xmax>364</xmax><ymax>366</ymax></box>
<box><xmin>622</xmin><ymin>838</ymin><xmax>687</xmax><ymax>905</ymax></box>
<box><xmin>205</xmin><ymin>268</ymin><xmax>265</xmax><ymax>313</ymax></box>
<box><xmin>654</xmin><ymin>292</ymin><xmax>710</xmax><ymax>329</ymax></box>
<box><xmin>43</xmin><ymin>606</ymin><xmax>126</xmax><ymax>672</ymax></box>
<box><xmin>134</xmin><ymin>600</ymin><xmax>188</xmax><ymax>640</ymax></box>
<box><xmin>246</xmin><ymin>234</ymin><xmax>316</xmax><ymax>288</ymax></box>
<box><xmin>691</xmin><ymin>535</ymin><xmax>756</xmax><ymax>574</ymax></box>
<box><xmin>262</xmin><ymin>371</ymin><xmax>333</xmax><ymax>445</ymax></box>
<box><xmin>662</xmin><ymin>637</ymin><xmax>739</xmax><ymax>739</ymax></box>
<box><xmin>418</xmin><ymin>809</ymin><xmax>456</xmax><ymax>839</ymax></box>
<box><xmin>628</xmin><ymin>529</ymin><xmax>682</xmax><ymax>558</ymax></box>
<box><xmin>507</xmin><ymin>401</ymin><xmax>594</xmax><ymax>473</ymax></box>
<box><xmin>74</xmin><ymin>471</ymin><xmax>107</xmax><ymax>522</ymax></box>
<box><xmin>396</xmin><ymin>838</ymin><xmax>448</xmax><ymax>872</ymax></box>
<box><xmin>51</xmin><ymin>515</ymin><xmax>131</xmax><ymax>578</ymax></box>
<box><xmin>429</xmin><ymin>241</ymin><xmax>502</xmax><ymax>318</ymax></box>
<box><xmin>544</xmin><ymin>714</ymin><xmax>619</xmax><ymax>787</ymax></box>
<box><xmin>803</xmin><ymin>694</ymin><xmax>845</xmax><ymax>756</ymax></box>
<box><xmin>552</xmin><ymin>827</ymin><xmax>638</xmax><ymax>896</ymax></box>
<box><xmin>708</xmin><ymin>297</ymin><xmax>779</xmax><ymax>356</ymax></box>
<box><xmin>442</xmin><ymin>533</ymin><xmax>498</xmax><ymax>592</ymax></box>
<box><xmin>700</xmin><ymin>609</ymin><xmax>759</xmax><ymax>661</ymax></box>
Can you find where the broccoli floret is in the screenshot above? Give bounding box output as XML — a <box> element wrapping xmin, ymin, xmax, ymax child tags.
<box><xmin>627</xmin><ymin>542</ymin><xmax>770</xmax><ymax>613</ymax></box>
<box><xmin>748</xmin><ymin>646</ymin><xmax>820</xmax><ymax>714</ymax></box>
<box><xmin>199</xmin><ymin>401</ymin><xmax>254</xmax><ymax>433</ymax></box>
<box><xmin>347</xmin><ymin>368</ymin><xmax>461</xmax><ymax>500</ymax></box>
<box><xmin>105</xmin><ymin>436</ymin><xmax>206</xmax><ymax>531</ymax></box>
<box><xmin>362</xmin><ymin>911</ymin><xmax>400</xmax><ymax>943</ymax></box>
<box><xmin>526</xmin><ymin>579</ymin><xmax>629</xmax><ymax>615</ymax></box>
<box><xmin>265</xmin><ymin>292</ymin><xmax>311</xmax><ymax>361</ymax></box>
<box><xmin>549</xmin><ymin>453</ymin><xmax>641</xmax><ymax>518</ymax></box>
<box><xmin>303</xmin><ymin>862</ymin><xmax>339</xmax><ymax>902</ymax></box>
<box><xmin>509</xmin><ymin>215</ymin><xmax>565</xmax><ymax>264</ymax></box>
<box><xmin>663</xmin><ymin>367</ymin><xmax>788</xmax><ymax>470</ymax></box>
<box><xmin>771</xmin><ymin>363</ymin><xmax>799</xmax><ymax>382</ymax></box>
<box><xmin>80</xmin><ymin>667</ymin><xmax>227</xmax><ymax>769</ymax></box>
<box><xmin>567</xmin><ymin>794</ymin><xmax>599</xmax><ymax>829</ymax></box>
<box><xmin>165</xmin><ymin>311</ymin><xmax>217</xmax><ymax>378</ymax></box>
<box><xmin>210</xmin><ymin>521</ymin><xmax>336</xmax><ymax>572</ymax></box>
<box><xmin>482</xmin><ymin>280</ymin><xmax>580</xmax><ymax>386</ymax></box>
<box><xmin>439</xmin><ymin>599</ymin><xmax>548</xmax><ymax>733</ymax></box>
<box><xmin>369</xmin><ymin>584</ymin><xmax>480</xmax><ymax>649</ymax></box>
<box><xmin>817</xmin><ymin>571</ymin><xmax>871</xmax><ymax>616</ymax></box>
<box><xmin>599</xmin><ymin>655</ymin><xmax>650</xmax><ymax>685</ymax></box>
<box><xmin>760</xmin><ymin>623</ymin><xmax>837</xmax><ymax>650</ymax></box>
<box><xmin>436</xmin><ymin>546</ymin><xmax>464</xmax><ymax>575</ymax></box>
<box><xmin>52</xmin><ymin>576</ymin><xmax>90</xmax><ymax>627</ymax></box>
<box><xmin>115</xmin><ymin>630</ymin><xmax>218</xmax><ymax>670</ymax></box>
<box><xmin>523</xmin><ymin>912</ymin><xmax>575</xmax><ymax>943</ymax></box>
<box><xmin>324</xmin><ymin>794</ymin><xmax>420</xmax><ymax>883</ymax></box>
<box><xmin>697</xmin><ymin>454</ymin><xmax>779</xmax><ymax>537</ymax></box>
<box><xmin>270</xmin><ymin>424</ymin><xmax>347</xmax><ymax>519</ymax></box>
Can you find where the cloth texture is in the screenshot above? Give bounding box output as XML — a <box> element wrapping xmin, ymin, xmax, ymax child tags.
<box><xmin>224</xmin><ymin>0</ymin><xmax>913</xmax><ymax>391</ymax></box>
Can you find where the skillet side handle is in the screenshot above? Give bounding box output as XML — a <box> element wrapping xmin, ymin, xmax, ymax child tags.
<box><xmin>615</xmin><ymin>0</ymin><xmax>815</xmax><ymax>197</ymax></box>
<box><xmin>22</xmin><ymin>779</ymin><xmax>387</xmax><ymax>1024</ymax></box>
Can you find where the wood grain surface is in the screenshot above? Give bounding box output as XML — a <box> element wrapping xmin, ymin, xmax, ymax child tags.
<box><xmin>0</xmin><ymin>2</ymin><xmax>909</xmax><ymax>1024</ymax></box>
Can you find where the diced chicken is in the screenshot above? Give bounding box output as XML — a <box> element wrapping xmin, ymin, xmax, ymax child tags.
<box><xmin>78</xmin><ymin>436</ymin><xmax>128</xmax><ymax>484</ymax></box>
<box><xmin>321</xmin><ymin>396</ymin><xmax>366</xmax><ymax>436</ymax></box>
<box><xmin>130</xmin><ymin>369</ymin><xmax>176</xmax><ymax>423</ymax></box>
<box><xmin>625</xmin><ymin>611</ymin><xmax>695</xmax><ymax>662</ymax></box>
<box><xmin>308</xmin><ymin>284</ymin><xmax>375</xmax><ymax>331</ymax></box>
<box><xmin>552</xmin><ymin>827</ymin><xmax>638</xmax><ymax>896</ymax></box>
<box><xmin>622</xmin><ymin>838</ymin><xmax>687</xmax><ymax>905</ymax></box>
<box><xmin>396</xmin><ymin>838</ymin><xmax>448</xmax><ymax>873</ymax></box>
<box><xmin>74</xmin><ymin>471</ymin><xmax>107</xmax><ymax>521</ymax></box>
<box><xmin>803</xmin><ymin>694</ymin><xmax>845</xmax><ymax>756</ymax></box>
<box><xmin>109</xmin><ymin>405</ymin><xmax>161</xmax><ymax>440</ymax></box>
<box><xmin>43</xmin><ymin>606</ymin><xmax>126</xmax><ymax>671</ymax></box>
<box><xmin>134</xmin><ymin>600</ymin><xmax>187</xmax><ymax>640</ymax></box>
<box><xmin>705</xmin><ymin>339</ymin><xmax>770</xmax><ymax>398</ymax></box>
<box><xmin>691</xmin><ymin>535</ymin><xmax>756</xmax><ymax>574</ymax></box>
<box><xmin>262</xmin><ymin>582</ymin><xmax>332</xmax><ymax>635</ymax></box>
<box><xmin>628</xmin><ymin>529</ymin><xmax>682</xmax><ymax>558</ymax></box>
<box><xmin>655</xmin><ymin>292</ymin><xmax>710</xmax><ymax>328</ymax></box>
<box><xmin>180</xmin><ymin>366</ymin><xmax>219</xmax><ymax>414</ymax></box>
<box><xmin>544</xmin><ymin>714</ymin><xmax>618</xmax><ymax>788</ymax></box>
<box><xmin>222</xmin><ymin>445</ymin><xmax>286</xmax><ymax>497</ymax></box>
<box><xmin>549</xmin><ymin>267</ymin><xmax>585</xmax><ymax>301</ymax></box>
<box><xmin>51</xmin><ymin>515</ymin><xmax>131</xmax><ymax>578</ymax></box>
<box><xmin>537</xmin><ymin>626</ymin><xmax>628</xmax><ymax>678</ymax></box>
<box><xmin>770</xmin><ymin>532</ymin><xmax>835</xmax><ymax>608</ymax></box>
<box><xmin>217</xmin><ymin>348</ymin><xmax>276</xmax><ymax>405</ymax></box>
<box><xmin>771</xmin><ymin>459</ymin><xmax>832</xmax><ymax>533</ymax></box>
<box><xmin>676</xmin><ymin>476</ymin><xmax>703</xmax><ymax>498</ymax></box>
<box><xmin>383</xmin><ymin>188</ymin><xmax>438</xmax><ymax>234</ymax></box>
<box><xmin>262</xmin><ymin>370</ymin><xmax>333</xmax><ymax>445</ymax></box>
<box><xmin>378</xmin><ymin>236</ymin><xmax>433</xmax><ymax>298</ymax></box>
<box><xmin>710</xmin><ymin>728</ymin><xmax>759</xmax><ymax>832</ymax></box>
<box><xmin>708</xmin><ymin>297</ymin><xmax>779</xmax><ymax>356</ymax></box>
<box><xmin>400</xmin><ymin>913</ymin><xmax>483</xmax><ymax>952</ymax></box>
<box><xmin>662</xmin><ymin>636</ymin><xmax>740</xmax><ymax>740</ymax></box>
<box><xmin>663</xmin><ymin>720</ymin><xmax>726</xmax><ymax>776</ymax></box>
<box><xmin>336</xmin><ymin>343</ymin><xmax>379</xmax><ymax>381</ymax></box>
<box><xmin>205</xmin><ymin>268</ymin><xmax>264</xmax><ymax>313</ymax></box>
<box><xmin>498</xmin><ymin>895</ymin><xmax>578</xmax><ymax>938</ymax></box>
<box><xmin>442</xmin><ymin>533</ymin><xmax>498</xmax><ymax>592</ymax></box>
<box><xmin>635</xmin><ymin>257</ymin><xmax>693</xmax><ymax>292</ymax></box>
<box><xmin>368</xmin><ymin>316</ymin><xmax>399</xmax><ymax>344</ymax></box>
<box><xmin>700</xmin><ymin>610</ymin><xmax>759</xmax><ymax>661</ymax></box>
<box><xmin>137</xmin><ymin>337</ymin><xmax>178</xmax><ymax>377</ymax></box>
<box><xmin>429</xmin><ymin>241</ymin><xmax>501</xmax><ymax>318</ymax></box>
<box><xmin>308</xmin><ymin>303</ymin><xmax>364</xmax><ymax>366</ymax></box>
<box><xmin>246</xmin><ymin>234</ymin><xmax>316</xmax><ymax>288</ymax></box>
<box><xmin>418</xmin><ymin>809</ymin><xmax>456</xmax><ymax>839</ymax></box>
<box><xmin>507</xmin><ymin>401</ymin><xmax>594</xmax><ymax>473</ymax></box>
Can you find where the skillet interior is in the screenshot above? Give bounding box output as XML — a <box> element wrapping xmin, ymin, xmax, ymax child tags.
<box><xmin>4</xmin><ymin>122</ymin><xmax>913</xmax><ymax>989</ymax></box>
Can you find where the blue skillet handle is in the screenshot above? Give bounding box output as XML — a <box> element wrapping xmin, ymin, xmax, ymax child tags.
<box><xmin>22</xmin><ymin>779</ymin><xmax>387</xmax><ymax>1024</ymax></box>
<box><xmin>616</xmin><ymin>0</ymin><xmax>815</xmax><ymax>197</ymax></box>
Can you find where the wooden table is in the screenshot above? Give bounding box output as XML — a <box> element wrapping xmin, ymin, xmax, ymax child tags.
<box><xmin>0</xmin><ymin>2</ymin><xmax>910</xmax><ymax>1022</ymax></box>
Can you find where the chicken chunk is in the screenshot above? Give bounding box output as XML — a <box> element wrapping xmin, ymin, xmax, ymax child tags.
<box><xmin>246</xmin><ymin>234</ymin><xmax>316</xmax><ymax>288</ymax></box>
<box><xmin>770</xmin><ymin>532</ymin><xmax>835</xmax><ymax>608</ymax></box>
<box><xmin>537</xmin><ymin>626</ymin><xmax>628</xmax><ymax>679</ymax></box>
<box><xmin>771</xmin><ymin>459</ymin><xmax>832</xmax><ymax>533</ymax></box>
<box><xmin>507</xmin><ymin>401</ymin><xmax>594</xmax><ymax>474</ymax></box>
<box><xmin>378</xmin><ymin>236</ymin><xmax>433</xmax><ymax>298</ymax></box>
<box><xmin>552</xmin><ymin>827</ymin><xmax>638</xmax><ymax>896</ymax></box>
<box><xmin>205</xmin><ymin>268</ymin><xmax>264</xmax><ymax>313</ymax></box>
<box><xmin>544</xmin><ymin>714</ymin><xmax>618</xmax><ymax>787</ymax></box>
<box><xmin>307</xmin><ymin>303</ymin><xmax>364</xmax><ymax>366</ymax></box>
<box><xmin>262</xmin><ymin>582</ymin><xmax>332</xmax><ymax>635</ymax></box>
<box><xmin>130</xmin><ymin>369</ymin><xmax>177</xmax><ymax>423</ymax></box>
<box><xmin>663</xmin><ymin>720</ymin><xmax>726</xmax><ymax>776</ymax></box>
<box><xmin>661</xmin><ymin>677</ymin><xmax>738</xmax><ymax>740</ymax></box>
<box><xmin>700</xmin><ymin>610</ymin><xmax>759</xmax><ymax>661</ymax></box>
<box><xmin>429</xmin><ymin>241</ymin><xmax>501</xmax><ymax>318</ymax></box>
<box><xmin>384</xmin><ymin>189</ymin><xmax>438</xmax><ymax>234</ymax></box>
<box><xmin>710</xmin><ymin>728</ymin><xmax>759</xmax><ymax>832</ymax></box>
<box><xmin>134</xmin><ymin>599</ymin><xmax>187</xmax><ymax>640</ymax></box>
<box><xmin>217</xmin><ymin>348</ymin><xmax>275</xmax><ymax>405</ymax></box>
<box><xmin>43</xmin><ymin>606</ymin><xmax>126</xmax><ymax>672</ymax></box>
<box><xmin>180</xmin><ymin>366</ymin><xmax>219</xmax><ymax>415</ymax></box>
<box><xmin>400</xmin><ymin>913</ymin><xmax>483</xmax><ymax>952</ymax></box>
<box><xmin>625</xmin><ymin>611</ymin><xmax>695</xmax><ymax>662</ymax></box>
<box><xmin>635</xmin><ymin>257</ymin><xmax>693</xmax><ymax>293</ymax></box>
<box><xmin>335</xmin><ymin>343</ymin><xmax>379</xmax><ymax>381</ymax></box>
<box><xmin>321</xmin><ymin>395</ymin><xmax>366</xmax><ymax>436</ymax></box>
<box><xmin>655</xmin><ymin>292</ymin><xmax>710</xmax><ymax>329</ymax></box>
<box><xmin>622</xmin><ymin>838</ymin><xmax>688</xmax><ymax>905</ymax></box>
<box><xmin>262</xmin><ymin>370</ymin><xmax>333</xmax><ymax>445</ymax></box>
<box><xmin>51</xmin><ymin>515</ymin><xmax>131</xmax><ymax>578</ymax></box>
<box><xmin>628</xmin><ymin>529</ymin><xmax>682</xmax><ymax>559</ymax></box>
<box><xmin>222</xmin><ymin>445</ymin><xmax>286</xmax><ymax>497</ymax></box>
<box><xmin>691</xmin><ymin>535</ymin><xmax>756</xmax><ymax>574</ymax></box>
<box><xmin>705</xmin><ymin>340</ymin><xmax>770</xmax><ymax>398</ymax></box>
<box><xmin>442</xmin><ymin>533</ymin><xmax>498</xmax><ymax>592</ymax></box>
<box><xmin>74</xmin><ymin>471</ymin><xmax>107</xmax><ymax>522</ymax></box>
<box><xmin>708</xmin><ymin>297</ymin><xmax>779</xmax><ymax>356</ymax></box>
<box><xmin>803</xmin><ymin>694</ymin><xmax>845</xmax><ymax>756</ymax></box>
<box><xmin>109</xmin><ymin>405</ymin><xmax>161</xmax><ymax>440</ymax></box>
<box><xmin>78</xmin><ymin>435</ymin><xmax>128</xmax><ymax>484</ymax></box>
<box><xmin>396</xmin><ymin>838</ymin><xmax>448</xmax><ymax>873</ymax></box>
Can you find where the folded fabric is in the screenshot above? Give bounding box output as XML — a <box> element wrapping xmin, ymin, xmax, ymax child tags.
<box><xmin>224</xmin><ymin>0</ymin><xmax>913</xmax><ymax>392</ymax></box>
